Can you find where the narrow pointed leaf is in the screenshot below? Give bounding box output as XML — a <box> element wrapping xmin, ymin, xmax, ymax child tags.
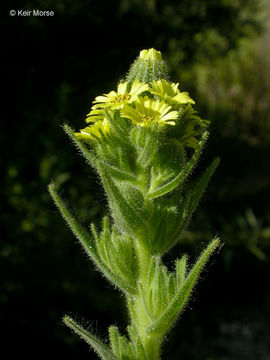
<box><xmin>147</xmin><ymin>238</ymin><xmax>220</xmax><ymax>336</ymax></box>
<box><xmin>63</xmin><ymin>124</ymin><xmax>97</xmax><ymax>168</ymax></box>
<box><xmin>147</xmin><ymin>256</ymin><xmax>157</xmax><ymax>289</ymax></box>
<box><xmin>90</xmin><ymin>222</ymin><xmax>100</xmax><ymax>246</ymax></box>
<box><xmin>108</xmin><ymin>326</ymin><xmax>121</xmax><ymax>357</ymax></box>
<box><xmin>179</xmin><ymin>157</ymin><xmax>220</xmax><ymax>235</ymax></box>
<box><xmin>98</xmin><ymin>226</ymin><xmax>114</xmax><ymax>270</ymax></box>
<box><xmin>146</xmin><ymin>131</ymin><xmax>209</xmax><ymax>199</ymax></box>
<box><xmin>127</xmin><ymin>325</ymin><xmax>147</xmax><ymax>360</ymax></box>
<box><xmin>104</xmin><ymin>108</ymin><xmax>127</xmax><ymax>138</ymax></box>
<box><xmin>168</xmin><ymin>272</ymin><xmax>176</xmax><ymax>300</ymax></box>
<box><xmin>161</xmin><ymin>266</ymin><xmax>169</xmax><ymax>303</ymax></box>
<box><xmin>63</xmin><ymin>315</ymin><xmax>118</xmax><ymax>360</ymax></box>
<box><xmin>127</xmin><ymin>298</ymin><xmax>138</xmax><ymax>331</ymax></box>
<box><xmin>109</xmin><ymin>327</ymin><xmax>132</xmax><ymax>360</ymax></box>
<box><xmin>135</xmin><ymin>338</ymin><xmax>147</xmax><ymax>360</ymax></box>
<box><xmin>48</xmin><ymin>183</ymin><xmax>135</xmax><ymax>294</ymax></box>
<box><xmin>187</xmin><ymin>157</ymin><xmax>220</xmax><ymax>217</ymax></box>
<box><xmin>138</xmin><ymin>282</ymin><xmax>153</xmax><ymax>321</ymax></box>
<box><xmin>156</xmin><ymin>266</ymin><xmax>168</xmax><ymax>310</ymax></box>
<box><xmin>175</xmin><ymin>255</ymin><xmax>187</xmax><ymax>289</ymax></box>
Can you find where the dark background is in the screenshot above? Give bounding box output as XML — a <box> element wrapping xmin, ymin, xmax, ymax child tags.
<box><xmin>2</xmin><ymin>0</ymin><xmax>270</xmax><ymax>359</ymax></box>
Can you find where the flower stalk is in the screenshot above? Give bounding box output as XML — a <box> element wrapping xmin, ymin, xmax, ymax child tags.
<box><xmin>49</xmin><ymin>48</ymin><xmax>220</xmax><ymax>359</ymax></box>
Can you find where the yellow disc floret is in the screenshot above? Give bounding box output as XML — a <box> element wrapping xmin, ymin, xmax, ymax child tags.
<box><xmin>91</xmin><ymin>80</ymin><xmax>149</xmax><ymax>111</ymax></box>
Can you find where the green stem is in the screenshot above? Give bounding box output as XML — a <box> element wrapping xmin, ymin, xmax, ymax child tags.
<box><xmin>130</xmin><ymin>241</ymin><xmax>162</xmax><ymax>360</ymax></box>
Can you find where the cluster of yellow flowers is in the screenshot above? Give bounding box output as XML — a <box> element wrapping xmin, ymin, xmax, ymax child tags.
<box><xmin>75</xmin><ymin>49</ymin><xmax>195</xmax><ymax>142</ymax></box>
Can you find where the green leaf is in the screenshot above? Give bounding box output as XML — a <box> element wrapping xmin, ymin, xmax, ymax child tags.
<box><xmin>147</xmin><ymin>256</ymin><xmax>157</xmax><ymax>290</ymax></box>
<box><xmin>137</xmin><ymin>131</ymin><xmax>156</xmax><ymax>167</ymax></box>
<box><xmin>109</xmin><ymin>326</ymin><xmax>132</xmax><ymax>360</ymax></box>
<box><xmin>110</xmin><ymin>235</ymin><xmax>136</xmax><ymax>282</ymax></box>
<box><xmin>187</xmin><ymin>157</ymin><xmax>220</xmax><ymax>221</ymax></box>
<box><xmin>104</xmin><ymin>108</ymin><xmax>129</xmax><ymax>139</ymax></box>
<box><xmin>138</xmin><ymin>282</ymin><xmax>153</xmax><ymax>321</ymax></box>
<box><xmin>156</xmin><ymin>265</ymin><xmax>169</xmax><ymax>311</ymax></box>
<box><xmin>148</xmin><ymin>257</ymin><xmax>164</xmax><ymax>316</ymax></box>
<box><xmin>63</xmin><ymin>124</ymin><xmax>97</xmax><ymax>168</ymax></box>
<box><xmin>92</xmin><ymin>221</ymin><xmax>113</xmax><ymax>270</ymax></box>
<box><xmin>63</xmin><ymin>315</ymin><xmax>118</xmax><ymax>360</ymax></box>
<box><xmin>127</xmin><ymin>298</ymin><xmax>138</xmax><ymax>329</ymax></box>
<box><xmin>97</xmin><ymin>161</ymin><xmax>149</xmax><ymax>240</ymax></box>
<box><xmin>175</xmin><ymin>255</ymin><xmax>187</xmax><ymax>289</ymax></box>
<box><xmin>178</xmin><ymin>157</ymin><xmax>220</xmax><ymax>236</ymax></box>
<box><xmin>168</xmin><ymin>272</ymin><xmax>176</xmax><ymax>300</ymax></box>
<box><xmin>48</xmin><ymin>183</ymin><xmax>136</xmax><ymax>295</ymax></box>
<box><xmin>100</xmin><ymin>160</ymin><xmax>137</xmax><ymax>183</ymax></box>
<box><xmin>147</xmin><ymin>238</ymin><xmax>220</xmax><ymax>336</ymax></box>
<box><xmin>127</xmin><ymin>325</ymin><xmax>147</xmax><ymax>360</ymax></box>
<box><xmin>146</xmin><ymin>131</ymin><xmax>209</xmax><ymax>199</ymax></box>
<box><xmin>108</xmin><ymin>326</ymin><xmax>120</xmax><ymax>357</ymax></box>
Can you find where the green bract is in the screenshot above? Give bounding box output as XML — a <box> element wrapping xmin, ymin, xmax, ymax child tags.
<box><xmin>49</xmin><ymin>48</ymin><xmax>220</xmax><ymax>360</ymax></box>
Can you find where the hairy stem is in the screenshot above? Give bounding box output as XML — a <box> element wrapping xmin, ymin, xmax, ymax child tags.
<box><xmin>129</xmin><ymin>241</ymin><xmax>162</xmax><ymax>360</ymax></box>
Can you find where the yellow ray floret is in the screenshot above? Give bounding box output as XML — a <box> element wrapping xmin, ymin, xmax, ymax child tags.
<box><xmin>91</xmin><ymin>80</ymin><xmax>149</xmax><ymax>111</ymax></box>
<box><xmin>75</xmin><ymin>118</ymin><xmax>111</xmax><ymax>142</ymax></box>
<box><xmin>85</xmin><ymin>109</ymin><xmax>105</xmax><ymax>123</ymax></box>
<box><xmin>150</xmin><ymin>79</ymin><xmax>195</xmax><ymax>106</ymax></box>
<box><xmin>121</xmin><ymin>97</ymin><xmax>178</xmax><ymax>127</ymax></box>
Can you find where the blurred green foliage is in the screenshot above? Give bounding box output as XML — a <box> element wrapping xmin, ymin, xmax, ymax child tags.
<box><xmin>2</xmin><ymin>0</ymin><xmax>270</xmax><ymax>358</ymax></box>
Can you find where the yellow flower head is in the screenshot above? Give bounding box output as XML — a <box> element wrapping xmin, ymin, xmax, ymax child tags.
<box><xmin>91</xmin><ymin>80</ymin><xmax>149</xmax><ymax>111</ymax></box>
<box><xmin>139</xmin><ymin>48</ymin><xmax>162</xmax><ymax>63</ymax></box>
<box><xmin>75</xmin><ymin>118</ymin><xmax>111</xmax><ymax>142</ymax></box>
<box><xmin>150</xmin><ymin>79</ymin><xmax>195</xmax><ymax>106</ymax></box>
<box><xmin>121</xmin><ymin>97</ymin><xmax>178</xmax><ymax>127</ymax></box>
